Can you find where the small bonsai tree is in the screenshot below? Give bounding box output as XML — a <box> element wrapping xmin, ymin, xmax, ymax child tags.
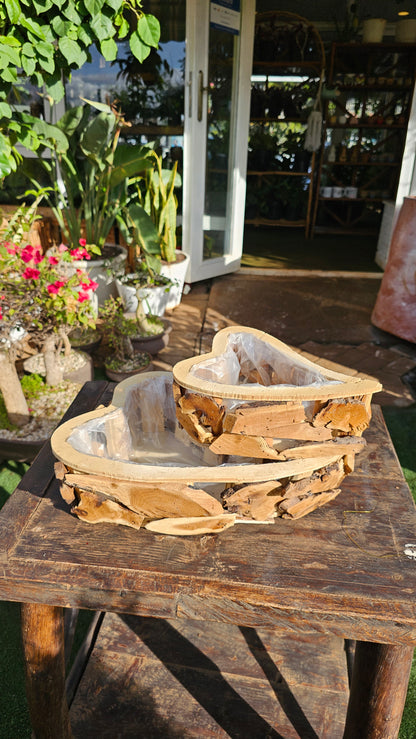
<box><xmin>99</xmin><ymin>296</ymin><xmax>151</xmax><ymax>372</ymax></box>
<box><xmin>0</xmin><ymin>236</ymin><xmax>98</xmax><ymax>426</ymax></box>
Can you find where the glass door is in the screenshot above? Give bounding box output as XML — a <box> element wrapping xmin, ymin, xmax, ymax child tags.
<box><xmin>183</xmin><ymin>0</ymin><xmax>255</xmax><ymax>282</ymax></box>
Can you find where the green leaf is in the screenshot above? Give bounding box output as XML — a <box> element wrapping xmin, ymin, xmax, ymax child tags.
<box><xmin>58</xmin><ymin>37</ymin><xmax>83</xmax><ymax>65</ymax></box>
<box><xmin>21</xmin><ymin>114</ymin><xmax>69</xmax><ymax>153</ymax></box>
<box><xmin>77</xmin><ymin>25</ymin><xmax>94</xmax><ymax>46</ymax></box>
<box><xmin>38</xmin><ymin>52</ymin><xmax>55</xmax><ymax>75</ymax></box>
<box><xmin>80</xmin><ymin>111</ymin><xmax>114</xmax><ymax>158</ymax></box>
<box><xmin>137</xmin><ymin>14</ymin><xmax>160</xmax><ymax>48</ymax></box>
<box><xmin>51</xmin><ymin>16</ymin><xmax>72</xmax><ymax>36</ymax></box>
<box><xmin>62</xmin><ymin>3</ymin><xmax>82</xmax><ymax>23</ymax></box>
<box><xmin>100</xmin><ymin>37</ymin><xmax>118</xmax><ymax>61</ymax></box>
<box><xmin>129</xmin><ymin>30</ymin><xmax>151</xmax><ymax>63</ymax></box>
<box><xmin>5</xmin><ymin>0</ymin><xmax>21</xmax><ymax>23</ymax></box>
<box><xmin>32</xmin><ymin>0</ymin><xmax>53</xmax><ymax>12</ymax></box>
<box><xmin>105</xmin><ymin>0</ymin><xmax>123</xmax><ymax>10</ymax></box>
<box><xmin>44</xmin><ymin>76</ymin><xmax>65</xmax><ymax>103</ymax></box>
<box><xmin>35</xmin><ymin>40</ymin><xmax>55</xmax><ymax>60</ymax></box>
<box><xmin>20</xmin><ymin>16</ymin><xmax>47</xmax><ymax>40</ymax></box>
<box><xmin>0</xmin><ymin>35</ymin><xmax>21</xmax><ymax>47</ymax></box>
<box><xmin>84</xmin><ymin>0</ymin><xmax>106</xmax><ymax>15</ymax></box>
<box><xmin>21</xmin><ymin>54</ymin><xmax>36</xmax><ymax>77</ymax></box>
<box><xmin>0</xmin><ymin>102</ymin><xmax>12</xmax><ymax>118</ymax></box>
<box><xmin>115</xmin><ymin>15</ymin><xmax>129</xmax><ymax>38</ymax></box>
<box><xmin>0</xmin><ymin>44</ymin><xmax>21</xmax><ymax>67</ymax></box>
<box><xmin>90</xmin><ymin>12</ymin><xmax>114</xmax><ymax>41</ymax></box>
<box><xmin>21</xmin><ymin>42</ymin><xmax>35</xmax><ymax>57</ymax></box>
<box><xmin>1</xmin><ymin>68</ymin><xmax>18</xmax><ymax>83</ymax></box>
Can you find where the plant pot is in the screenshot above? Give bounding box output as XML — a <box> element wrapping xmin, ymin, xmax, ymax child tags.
<box><xmin>159</xmin><ymin>250</ymin><xmax>190</xmax><ymax>310</ymax></box>
<box><xmin>126</xmin><ymin>316</ymin><xmax>172</xmax><ymax>355</ymax></box>
<box><xmin>115</xmin><ymin>278</ymin><xmax>170</xmax><ymax>316</ymax></box>
<box><xmin>104</xmin><ymin>352</ymin><xmax>153</xmax><ymax>382</ymax></box>
<box><xmin>23</xmin><ymin>350</ymin><xmax>94</xmax><ymax>384</ymax></box>
<box><xmin>395</xmin><ymin>19</ymin><xmax>416</xmax><ymax>43</ymax></box>
<box><xmin>362</xmin><ymin>18</ymin><xmax>386</xmax><ymax>43</ymax></box>
<box><xmin>69</xmin><ymin>327</ymin><xmax>102</xmax><ymax>355</ymax></box>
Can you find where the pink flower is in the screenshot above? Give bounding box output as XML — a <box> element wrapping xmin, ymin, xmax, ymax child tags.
<box><xmin>22</xmin><ymin>267</ymin><xmax>40</xmax><ymax>280</ymax></box>
<box><xmin>77</xmin><ymin>291</ymin><xmax>90</xmax><ymax>303</ymax></box>
<box><xmin>79</xmin><ymin>238</ymin><xmax>87</xmax><ymax>247</ymax></box>
<box><xmin>70</xmin><ymin>247</ymin><xmax>90</xmax><ymax>260</ymax></box>
<box><xmin>47</xmin><ymin>280</ymin><xmax>66</xmax><ymax>294</ymax></box>
<box><xmin>48</xmin><ymin>256</ymin><xmax>59</xmax><ymax>265</ymax></box>
<box><xmin>33</xmin><ymin>249</ymin><xmax>44</xmax><ymax>265</ymax></box>
<box><xmin>80</xmin><ymin>278</ymin><xmax>98</xmax><ymax>293</ymax></box>
<box><xmin>87</xmin><ymin>279</ymin><xmax>99</xmax><ymax>292</ymax></box>
<box><xmin>6</xmin><ymin>244</ymin><xmax>17</xmax><ymax>255</ymax></box>
<box><xmin>58</xmin><ymin>243</ymin><xmax>68</xmax><ymax>253</ymax></box>
<box><xmin>21</xmin><ymin>245</ymin><xmax>34</xmax><ymax>263</ymax></box>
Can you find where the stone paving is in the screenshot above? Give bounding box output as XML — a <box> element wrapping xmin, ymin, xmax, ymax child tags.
<box><xmin>153</xmin><ymin>269</ymin><xmax>416</xmax><ymax>408</ymax></box>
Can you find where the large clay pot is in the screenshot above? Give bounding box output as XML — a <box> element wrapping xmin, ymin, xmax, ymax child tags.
<box><xmin>371</xmin><ymin>196</ymin><xmax>416</xmax><ymax>343</ymax></box>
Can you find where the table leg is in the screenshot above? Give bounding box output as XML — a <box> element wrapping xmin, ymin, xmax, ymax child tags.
<box><xmin>343</xmin><ymin>640</ymin><xmax>414</xmax><ymax>739</ymax></box>
<box><xmin>21</xmin><ymin>603</ymin><xmax>72</xmax><ymax>739</ymax></box>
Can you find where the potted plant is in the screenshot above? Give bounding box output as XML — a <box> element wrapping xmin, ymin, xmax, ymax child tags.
<box><xmin>123</xmin><ymin>146</ymin><xmax>189</xmax><ymax>310</ymax></box>
<box><xmin>99</xmin><ymin>297</ymin><xmax>153</xmax><ymax>381</ymax></box>
<box><xmin>22</xmin><ymin>100</ymin><xmax>157</xmax><ymax>304</ymax></box>
<box><xmin>0</xmin><ymin>228</ymin><xmax>98</xmax><ymax>432</ymax></box>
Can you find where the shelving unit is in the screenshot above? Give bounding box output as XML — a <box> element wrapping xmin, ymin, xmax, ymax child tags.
<box><xmin>246</xmin><ymin>12</ymin><xmax>325</xmax><ymax>235</ymax></box>
<box><xmin>310</xmin><ymin>42</ymin><xmax>416</xmax><ymax>237</ymax></box>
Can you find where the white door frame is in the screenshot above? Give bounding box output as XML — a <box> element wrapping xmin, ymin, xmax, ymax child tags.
<box><xmin>182</xmin><ymin>0</ymin><xmax>255</xmax><ymax>282</ymax></box>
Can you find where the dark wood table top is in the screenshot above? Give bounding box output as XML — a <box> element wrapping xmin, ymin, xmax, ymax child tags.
<box><xmin>1</xmin><ymin>380</ymin><xmax>416</xmax><ymax>646</ymax></box>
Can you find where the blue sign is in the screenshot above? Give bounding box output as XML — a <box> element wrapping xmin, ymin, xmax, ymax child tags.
<box><xmin>210</xmin><ymin>0</ymin><xmax>240</xmax><ymax>35</ymax></box>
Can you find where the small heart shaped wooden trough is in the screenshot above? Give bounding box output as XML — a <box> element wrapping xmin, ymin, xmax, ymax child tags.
<box><xmin>51</xmin><ymin>326</ymin><xmax>381</xmax><ymax>535</ymax></box>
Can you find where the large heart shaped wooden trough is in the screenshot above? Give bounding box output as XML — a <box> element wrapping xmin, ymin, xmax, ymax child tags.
<box><xmin>51</xmin><ymin>326</ymin><xmax>381</xmax><ymax>534</ymax></box>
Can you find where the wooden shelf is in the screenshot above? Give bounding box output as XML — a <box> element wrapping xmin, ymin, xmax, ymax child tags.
<box><xmin>310</xmin><ymin>40</ymin><xmax>416</xmax><ymax>238</ymax></box>
<box><xmin>245</xmin><ymin>217</ymin><xmax>307</xmax><ymax>227</ymax></box>
<box><xmin>247</xmin><ymin>170</ymin><xmax>309</xmax><ymax>176</ymax></box>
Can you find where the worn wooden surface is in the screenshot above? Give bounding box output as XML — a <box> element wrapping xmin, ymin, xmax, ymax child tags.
<box><xmin>70</xmin><ymin>612</ymin><xmax>349</xmax><ymax>738</ymax></box>
<box><xmin>21</xmin><ymin>603</ymin><xmax>72</xmax><ymax>739</ymax></box>
<box><xmin>1</xmin><ymin>381</ymin><xmax>415</xmax><ymax>645</ymax></box>
<box><xmin>0</xmin><ymin>380</ymin><xmax>415</xmax><ymax>737</ymax></box>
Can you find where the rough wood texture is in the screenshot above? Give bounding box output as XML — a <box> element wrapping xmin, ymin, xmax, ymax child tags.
<box><xmin>145</xmin><ymin>514</ymin><xmax>237</xmax><ymax>536</ymax></box>
<box><xmin>223</xmin><ymin>402</ymin><xmax>306</xmax><ymax>435</ymax></box>
<box><xmin>0</xmin><ymin>382</ymin><xmax>415</xmax><ymax>737</ymax></box>
<box><xmin>173</xmin><ymin>326</ymin><xmax>382</xmax><ymax>401</ymax></box>
<box><xmin>343</xmin><ymin>642</ymin><xmax>414</xmax><ymax>739</ymax></box>
<box><xmin>312</xmin><ymin>398</ymin><xmax>371</xmax><ymax>435</ymax></box>
<box><xmin>21</xmin><ymin>603</ymin><xmax>72</xmax><ymax>739</ymax></box>
<box><xmin>62</xmin><ymin>472</ymin><xmax>223</xmax><ymax>520</ymax></box>
<box><xmin>70</xmin><ymin>612</ymin><xmax>350</xmax><ymax>738</ymax></box>
<box><xmin>71</xmin><ymin>490</ymin><xmax>146</xmax><ymax>529</ymax></box>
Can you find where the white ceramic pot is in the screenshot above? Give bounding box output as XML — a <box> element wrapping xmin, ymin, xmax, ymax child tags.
<box><xmin>395</xmin><ymin>19</ymin><xmax>416</xmax><ymax>43</ymax></box>
<box><xmin>362</xmin><ymin>18</ymin><xmax>386</xmax><ymax>43</ymax></box>
<box><xmin>115</xmin><ymin>278</ymin><xmax>170</xmax><ymax>316</ymax></box>
<box><xmin>159</xmin><ymin>250</ymin><xmax>190</xmax><ymax>310</ymax></box>
<box><xmin>58</xmin><ymin>244</ymin><xmax>127</xmax><ymax>307</ymax></box>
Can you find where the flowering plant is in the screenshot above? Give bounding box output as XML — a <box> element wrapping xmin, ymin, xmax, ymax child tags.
<box><xmin>0</xmin><ymin>237</ymin><xmax>98</xmax><ymax>427</ymax></box>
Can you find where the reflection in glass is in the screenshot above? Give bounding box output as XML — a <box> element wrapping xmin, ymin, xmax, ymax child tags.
<box><xmin>204</xmin><ymin>25</ymin><xmax>237</xmax><ymax>260</ymax></box>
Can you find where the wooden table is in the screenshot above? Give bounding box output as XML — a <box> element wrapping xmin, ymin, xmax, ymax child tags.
<box><xmin>0</xmin><ymin>380</ymin><xmax>415</xmax><ymax>738</ymax></box>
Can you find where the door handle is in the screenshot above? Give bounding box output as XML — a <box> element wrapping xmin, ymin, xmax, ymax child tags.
<box><xmin>198</xmin><ymin>70</ymin><xmax>206</xmax><ymax>122</ymax></box>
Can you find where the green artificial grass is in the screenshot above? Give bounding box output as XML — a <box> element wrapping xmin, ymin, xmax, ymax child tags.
<box><xmin>0</xmin><ymin>405</ymin><xmax>415</xmax><ymax>736</ymax></box>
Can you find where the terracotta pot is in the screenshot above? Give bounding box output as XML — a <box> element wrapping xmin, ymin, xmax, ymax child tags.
<box><xmin>127</xmin><ymin>317</ymin><xmax>172</xmax><ymax>355</ymax></box>
<box><xmin>371</xmin><ymin>196</ymin><xmax>416</xmax><ymax>343</ymax></box>
<box><xmin>104</xmin><ymin>353</ymin><xmax>153</xmax><ymax>382</ymax></box>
